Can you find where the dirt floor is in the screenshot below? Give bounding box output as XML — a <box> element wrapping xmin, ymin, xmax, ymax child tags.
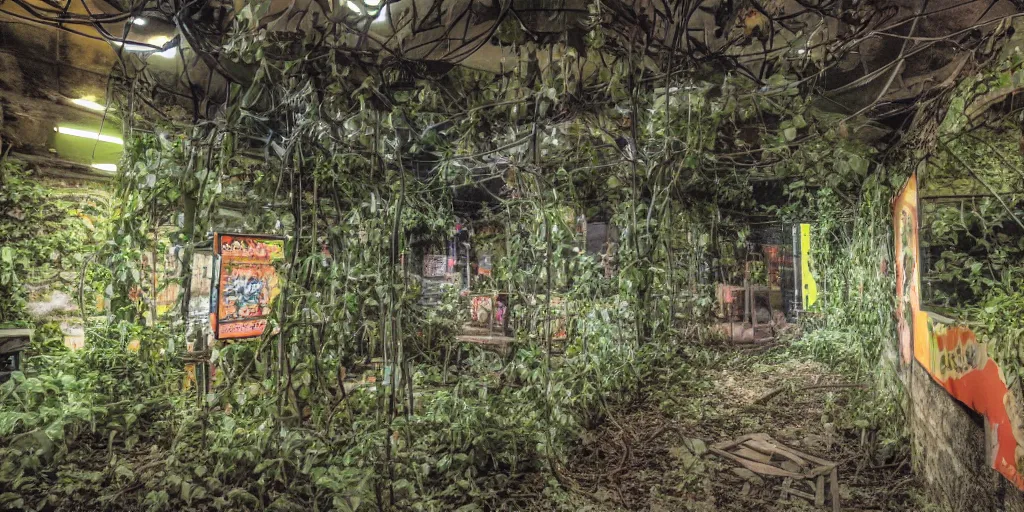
<box><xmin>539</xmin><ymin>343</ymin><xmax>926</xmax><ymax>511</ymax></box>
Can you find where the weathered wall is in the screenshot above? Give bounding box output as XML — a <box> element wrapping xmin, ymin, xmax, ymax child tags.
<box><xmin>909</xmin><ymin>360</ymin><xmax>1024</xmax><ymax>511</ymax></box>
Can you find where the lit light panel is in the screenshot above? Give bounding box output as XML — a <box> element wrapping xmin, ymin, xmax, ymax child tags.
<box><xmin>56</xmin><ymin>126</ymin><xmax>124</xmax><ymax>145</ymax></box>
<box><xmin>71</xmin><ymin>98</ymin><xmax>106</xmax><ymax>111</ymax></box>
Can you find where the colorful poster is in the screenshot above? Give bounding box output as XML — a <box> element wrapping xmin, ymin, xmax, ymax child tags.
<box><xmin>469</xmin><ymin>295</ymin><xmax>496</xmax><ymax>327</ymax></box>
<box><xmin>894</xmin><ymin>174</ymin><xmax>1024</xmax><ymax>489</ymax></box>
<box><xmin>211</xmin><ymin>233</ymin><xmax>285</xmax><ymax>340</ymax></box>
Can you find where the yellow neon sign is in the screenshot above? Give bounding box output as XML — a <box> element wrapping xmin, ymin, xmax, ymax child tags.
<box><xmin>800</xmin><ymin>223</ymin><xmax>818</xmax><ymax>309</ymax></box>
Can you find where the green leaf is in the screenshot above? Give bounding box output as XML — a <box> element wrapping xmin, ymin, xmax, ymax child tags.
<box><xmin>227</xmin><ymin>488</ymin><xmax>259</xmax><ymax>506</ymax></box>
<box><xmin>115</xmin><ymin>465</ymin><xmax>135</xmax><ymax>481</ymax></box>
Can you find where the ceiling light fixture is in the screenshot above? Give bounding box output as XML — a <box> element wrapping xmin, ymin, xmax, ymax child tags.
<box><xmin>91</xmin><ymin>163</ymin><xmax>118</xmax><ymax>172</ymax></box>
<box><xmin>55</xmin><ymin>126</ymin><xmax>124</xmax><ymax>145</ymax></box>
<box><xmin>345</xmin><ymin>0</ymin><xmax>382</xmax><ymax>14</ymax></box>
<box><xmin>111</xmin><ymin>34</ymin><xmax>178</xmax><ymax>58</ymax></box>
<box><xmin>147</xmin><ymin>36</ymin><xmax>178</xmax><ymax>58</ymax></box>
<box><xmin>71</xmin><ymin>98</ymin><xmax>106</xmax><ymax>111</ymax></box>
<box><xmin>132</xmin><ymin>17</ymin><xmax>147</xmax><ymax>26</ymax></box>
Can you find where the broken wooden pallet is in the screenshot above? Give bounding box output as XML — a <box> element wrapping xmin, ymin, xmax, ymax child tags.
<box><xmin>709</xmin><ymin>432</ymin><xmax>840</xmax><ymax>512</ymax></box>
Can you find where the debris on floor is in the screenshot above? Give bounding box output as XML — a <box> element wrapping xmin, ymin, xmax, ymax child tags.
<box><xmin>710</xmin><ymin>432</ymin><xmax>840</xmax><ymax>511</ymax></box>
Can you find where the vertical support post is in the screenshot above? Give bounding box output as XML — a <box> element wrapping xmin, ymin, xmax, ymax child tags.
<box><xmin>744</xmin><ymin>261</ymin><xmax>752</xmax><ymax>326</ymax></box>
<box><xmin>792</xmin><ymin>224</ymin><xmax>801</xmax><ymax>316</ymax></box>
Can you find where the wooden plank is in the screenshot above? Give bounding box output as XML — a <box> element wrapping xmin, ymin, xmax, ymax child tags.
<box><xmin>769</xmin><ymin>440</ymin><xmax>836</xmax><ymax>467</ymax></box>
<box><xmin>745</xmin><ymin>436</ymin><xmax>835</xmax><ymax>467</ymax></box>
<box><xmin>12</xmin><ymin>153</ymin><xmax>113</xmax><ymax>183</ymax></box>
<box><xmin>712</xmin><ymin>433</ymin><xmax>766</xmax><ymax>451</ymax></box>
<box><xmin>0</xmin><ymin>329</ymin><xmax>33</xmax><ymax>339</ymax></box>
<box><xmin>786</xmin><ymin>488</ymin><xmax>816</xmax><ymax>500</ymax></box>
<box><xmin>805</xmin><ymin>463</ymin><xmax>837</xmax><ymax>478</ymax></box>
<box><xmin>734</xmin><ymin>446</ymin><xmax>773</xmax><ymax>464</ymax></box>
<box><xmin>455</xmin><ymin>335</ymin><xmax>514</xmax><ymax>345</ymax></box>
<box><xmin>709</xmin><ymin>447</ymin><xmax>804</xmax><ymax>478</ymax></box>
<box><xmin>830</xmin><ymin>467</ymin><xmax>841</xmax><ymax>512</ymax></box>
<box><xmin>815</xmin><ymin>475</ymin><xmax>825</xmax><ymax>506</ymax></box>
<box><xmin>744</xmin><ymin>439</ymin><xmax>809</xmax><ymax>467</ymax></box>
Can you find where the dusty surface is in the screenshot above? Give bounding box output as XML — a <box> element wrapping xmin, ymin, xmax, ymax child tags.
<box><xmin>540</xmin><ymin>343</ymin><xmax>925</xmax><ymax>511</ymax></box>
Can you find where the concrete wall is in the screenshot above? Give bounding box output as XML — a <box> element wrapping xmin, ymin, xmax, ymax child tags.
<box><xmin>909</xmin><ymin>361</ymin><xmax>1024</xmax><ymax>511</ymax></box>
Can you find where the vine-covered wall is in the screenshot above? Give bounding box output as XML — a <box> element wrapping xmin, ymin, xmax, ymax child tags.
<box><xmin>0</xmin><ymin>158</ymin><xmax>111</xmax><ymax>348</ymax></box>
<box><xmin>893</xmin><ymin>48</ymin><xmax>1024</xmax><ymax>506</ymax></box>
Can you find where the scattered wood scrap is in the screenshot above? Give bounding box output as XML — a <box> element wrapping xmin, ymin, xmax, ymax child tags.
<box><xmin>709</xmin><ymin>433</ymin><xmax>841</xmax><ymax>511</ymax></box>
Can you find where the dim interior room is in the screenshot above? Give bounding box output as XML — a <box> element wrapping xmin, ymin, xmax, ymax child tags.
<box><xmin>3</xmin><ymin>0</ymin><xmax>1024</xmax><ymax>510</ymax></box>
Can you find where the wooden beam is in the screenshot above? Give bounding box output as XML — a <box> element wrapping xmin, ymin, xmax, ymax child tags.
<box><xmin>12</xmin><ymin>152</ymin><xmax>114</xmax><ymax>182</ymax></box>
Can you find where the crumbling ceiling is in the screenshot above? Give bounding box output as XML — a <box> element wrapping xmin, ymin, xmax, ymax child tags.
<box><xmin>1</xmin><ymin>0</ymin><xmax>1022</xmax><ymax>164</ymax></box>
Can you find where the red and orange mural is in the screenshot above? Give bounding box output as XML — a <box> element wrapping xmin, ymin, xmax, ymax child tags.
<box><xmin>211</xmin><ymin>233</ymin><xmax>286</xmax><ymax>340</ymax></box>
<box><xmin>894</xmin><ymin>174</ymin><xmax>1024</xmax><ymax>489</ymax></box>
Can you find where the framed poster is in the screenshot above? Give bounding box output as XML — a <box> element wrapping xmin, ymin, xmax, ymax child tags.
<box><xmin>211</xmin><ymin>233</ymin><xmax>286</xmax><ymax>340</ymax></box>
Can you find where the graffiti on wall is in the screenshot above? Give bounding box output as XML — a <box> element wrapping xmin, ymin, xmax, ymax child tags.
<box><xmin>924</xmin><ymin>318</ymin><xmax>1024</xmax><ymax>488</ymax></box>
<box><xmin>211</xmin><ymin>234</ymin><xmax>285</xmax><ymax>340</ymax></box>
<box><xmin>893</xmin><ymin>175</ymin><xmax>922</xmax><ymax>365</ymax></box>
<box><xmin>894</xmin><ymin>174</ymin><xmax>1024</xmax><ymax>489</ymax></box>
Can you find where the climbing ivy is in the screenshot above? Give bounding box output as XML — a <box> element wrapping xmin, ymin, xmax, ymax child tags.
<box><xmin>5</xmin><ymin>0</ymin><xmax>1014</xmax><ymax>507</ymax></box>
<box><xmin>0</xmin><ymin>159</ymin><xmax>110</xmax><ymax>327</ymax></box>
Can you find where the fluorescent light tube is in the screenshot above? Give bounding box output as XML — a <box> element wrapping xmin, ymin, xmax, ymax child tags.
<box><xmin>56</xmin><ymin>126</ymin><xmax>124</xmax><ymax>145</ymax></box>
<box><xmin>71</xmin><ymin>98</ymin><xmax>106</xmax><ymax>111</ymax></box>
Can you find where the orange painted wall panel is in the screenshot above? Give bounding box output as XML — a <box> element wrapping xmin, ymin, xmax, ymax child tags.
<box><xmin>894</xmin><ymin>174</ymin><xmax>1024</xmax><ymax>489</ymax></box>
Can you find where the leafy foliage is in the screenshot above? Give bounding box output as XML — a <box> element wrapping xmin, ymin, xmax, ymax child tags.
<box><xmin>0</xmin><ymin>159</ymin><xmax>110</xmax><ymax>326</ymax></box>
<box><xmin>7</xmin><ymin>0</ymin><xmax>1016</xmax><ymax>507</ymax></box>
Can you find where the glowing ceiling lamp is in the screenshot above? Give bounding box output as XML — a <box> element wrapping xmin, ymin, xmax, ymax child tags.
<box><xmin>111</xmin><ymin>35</ymin><xmax>178</xmax><ymax>58</ymax></box>
<box><xmin>345</xmin><ymin>0</ymin><xmax>382</xmax><ymax>14</ymax></box>
<box><xmin>56</xmin><ymin>126</ymin><xmax>124</xmax><ymax>145</ymax></box>
<box><xmin>71</xmin><ymin>98</ymin><xmax>106</xmax><ymax>111</ymax></box>
<box><xmin>132</xmin><ymin>17</ymin><xmax>147</xmax><ymax>26</ymax></box>
<box><xmin>91</xmin><ymin>163</ymin><xmax>118</xmax><ymax>172</ymax></box>
<box><xmin>147</xmin><ymin>36</ymin><xmax>177</xmax><ymax>58</ymax></box>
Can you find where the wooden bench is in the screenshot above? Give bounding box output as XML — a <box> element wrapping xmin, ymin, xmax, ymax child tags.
<box><xmin>0</xmin><ymin>329</ymin><xmax>32</xmax><ymax>383</ymax></box>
